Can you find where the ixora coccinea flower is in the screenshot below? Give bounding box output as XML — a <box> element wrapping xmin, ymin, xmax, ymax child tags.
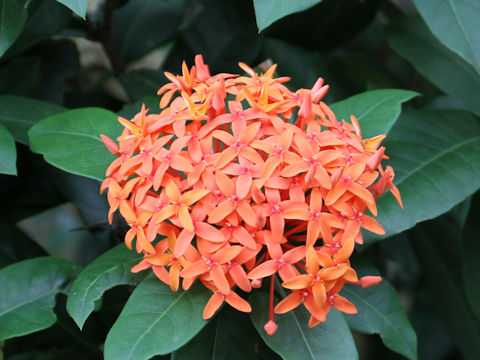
<box><xmin>100</xmin><ymin>55</ymin><xmax>403</xmax><ymax>335</ymax></box>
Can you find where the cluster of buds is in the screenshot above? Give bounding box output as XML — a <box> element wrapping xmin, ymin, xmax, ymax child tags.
<box><xmin>101</xmin><ymin>55</ymin><xmax>402</xmax><ymax>334</ymax></box>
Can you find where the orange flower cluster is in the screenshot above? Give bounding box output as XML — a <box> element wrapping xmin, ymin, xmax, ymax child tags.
<box><xmin>101</xmin><ymin>55</ymin><xmax>402</xmax><ymax>334</ymax></box>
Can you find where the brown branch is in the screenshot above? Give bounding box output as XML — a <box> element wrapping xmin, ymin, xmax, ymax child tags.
<box><xmin>85</xmin><ymin>0</ymin><xmax>125</xmax><ymax>74</ymax></box>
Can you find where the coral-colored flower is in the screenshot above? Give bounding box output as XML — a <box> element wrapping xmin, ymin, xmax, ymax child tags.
<box><xmin>101</xmin><ymin>54</ymin><xmax>403</xmax><ymax>335</ymax></box>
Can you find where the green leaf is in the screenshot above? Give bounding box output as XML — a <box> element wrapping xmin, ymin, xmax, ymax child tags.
<box><xmin>370</xmin><ymin>110</ymin><xmax>480</xmax><ymax>241</ymax></box>
<box><xmin>250</xmin><ymin>292</ymin><xmax>358</xmax><ymax>360</ymax></box>
<box><xmin>28</xmin><ymin>107</ymin><xmax>122</xmax><ymax>180</ymax></box>
<box><xmin>0</xmin><ymin>124</ymin><xmax>16</xmax><ymax>175</ymax></box>
<box><xmin>330</xmin><ymin>89</ymin><xmax>419</xmax><ymax>138</ymax></box>
<box><xmin>411</xmin><ymin>0</ymin><xmax>480</xmax><ymax>74</ymax></box>
<box><xmin>0</xmin><ymin>0</ymin><xmax>28</xmax><ymax>57</ymax></box>
<box><xmin>5</xmin><ymin>0</ymin><xmax>71</xmax><ymax>59</ymax></box>
<box><xmin>182</xmin><ymin>0</ymin><xmax>262</xmax><ymax>74</ymax></box>
<box><xmin>386</xmin><ymin>16</ymin><xmax>480</xmax><ymax>116</ymax></box>
<box><xmin>56</xmin><ymin>0</ymin><xmax>87</xmax><ymax>18</ymax></box>
<box><xmin>104</xmin><ymin>276</ymin><xmax>211</xmax><ymax>360</ymax></box>
<box><xmin>118</xmin><ymin>96</ymin><xmax>161</xmax><ymax>119</ymax></box>
<box><xmin>119</xmin><ymin>70</ymin><xmax>166</xmax><ymax>101</ymax></box>
<box><xmin>67</xmin><ymin>245</ymin><xmax>145</xmax><ymax>329</ymax></box>
<box><xmin>112</xmin><ymin>0</ymin><xmax>187</xmax><ymax>64</ymax></box>
<box><xmin>0</xmin><ymin>95</ymin><xmax>65</xmax><ymax>144</ymax></box>
<box><xmin>411</xmin><ymin>218</ymin><xmax>480</xmax><ymax>360</ymax></box>
<box><xmin>253</xmin><ymin>0</ymin><xmax>323</xmax><ymax>32</ymax></box>
<box><xmin>0</xmin><ymin>56</ymin><xmax>41</xmax><ymax>96</ymax></box>
<box><xmin>343</xmin><ymin>263</ymin><xmax>417</xmax><ymax>360</ymax></box>
<box><xmin>173</xmin><ymin>307</ymin><xmax>258</xmax><ymax>360</ymax></box>
<box><xmin>0</xmin><ymin>257</ymin><xmax>81</xmax><ymax>341</ymax></box>
<box><xmin>462</xmin><ymin>192</ymin><xmax>480</xmax><ymax>319</ymax></box>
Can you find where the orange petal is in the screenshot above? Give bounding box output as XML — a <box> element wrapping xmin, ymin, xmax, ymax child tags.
<box><xmin>361</xmin><ymin>214</ymin><xmax>385</xmax><ymax>235</ymax></box>
<box><xmin>208</xmin><ymin>199</ymin><xmax>235</xmax><ymax>224</ymax></box>
<box><xmin>229</xmin><ymin>263</ymin><xmax>252</xmax><ymax>292</ymax></box>
<box><xmin>321</xmin><ymin>265</ymin><xmax>348</xmax><ymax>281</ymax></box>
<box><xmin>236</xmin><ymin>174</ymin><xmax>252</xmax><ymax>199</ymax></box>
<box><xmin>312</xmin><ymin>282</ymin><xmax>326</xmax><ymax>308</ymax></box>
<box><xmin>215</xmin><ymin>171</ymin><xmax>235</xmax><ymax>197</ymax></box>
<box><xmin>180</xmin><ymin>259</ymin><xmax>209</xmax><ymax>278</ymax></box>
<box><xmin>182</xmin><ymin>189</ymin><xmax>210</xmax><ymax>206</ymax></box>
<box><xmin>270</xmin><ymin>213</ymin><xmax>285</xmax><ymax>243</ymax></box>
<box><xmin>178</xmin><ymin>206</ymin><xmax>194</xmax><ymax>232</ymax></box>
<box><xmin>169</xmin><ymin>263</ymin><xmax>181</xmax><ymax>292</ymax></box>
<box><xmin>225</xmin><ymin>291</ymin><xmax>252</xmax><ymax>313</ymax></box>
<box><xmin>145</xmin><ymin>252</ymin><xmax>171</xmax><ymax>266</ymax></box>
<box><xmin>173</xmin><ymin>229</ymin><xmax>195</xmax><ymax>258</ymax></box>
<box><xmin>236</xmin><ymin>201</ymin><xmax>262</xmax><ymax>228</ymax></box>
<box><xmin>203</xmin><ymin>292</ymin><xmax>224</xmax><ymax>319</ymax></box>
<box><xmin>211</xmin><ymin>264</ymin><xmax>230</xmax><ymax>295</ymax></box>
<box><xmin>282</xmin><ymin>274</ymin><xmax>312</xmax><ymax>289</ymax></box>
<box><xmin>274</xmin><ymin>291</ymin><xmax>303</xmax><ymax>314</ymax></box>
<box><xmin>165</xmin><ymin>180</ymin><xmax>181</xmax><ymax>201</ymax></box>
<box><xmin>131</xmin><ymin>260</ymin><xmax>150</xmax><ymax>273</ymax></box>
<box><xmin>214</xmin><ymin>245</ymin><xmax>243</xmax><ymax>264</ymax></box>
<box><xmin>196</xmin><ymin>222</ymin><xmax>225</xmax><ymax>243</ymax></box>
<box><xmin>232</xmin><ymin>226</ymin><xmax>256</xmax><ymax>249</ymax></box>
<box><xmin>248</xmin><ymin>260</ymin><xmax>277</xmax><ymax>280</ymax></box>
<box><xmin>325</xmin><ymin>182</ymin><xmax>347</xmax><ymax>206</ymax></box>
<box><xmin>306</xmin><ymin>246</ymin><xmax>319</xmax><ymax>273</ymax></box>
<box><xmin>332</xmin><ymin>295</ymin><xmax>357</xmax><ymax>314</ymax></box>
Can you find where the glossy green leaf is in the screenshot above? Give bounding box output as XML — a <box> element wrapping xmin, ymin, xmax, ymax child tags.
<box><xmin>0</xmin><ymin>95</ymin><xmax>65</xmax><ymax>144</ymax></box>
<box><xmin>112</xmin><ymin>0</ymin><xmax>187</xmax><ymax>63</ymax></box>
<box><xmin>0</xmin><ymin>56</ymin><xmax>41</xmax><ymax>96</ymax></box>
<box><xmin>173</xmin><ymin>307</ymin><xmax>258</xmax><ymax>360</ymax></box>
<box><xmin>28</xmin><ymin>107</ymin><xmax>122</xmax><ymax>180</ymax></box>
<box><xmin>250</xmin><ymin>292</ymin><xmax>358</xmax><ymax>360</ymax></box>
<box><xmin>253</xmin><ymin>0</ymin><xmax>323</xmax><ymax>32</ymax></box>
<box><xmin>119</xmin><ymin>70</ymin><xmax>166</xmax><ymax>101</ymax></box>
<box><xmin>386</xmin><ymin>16</ymin><xmax>480</xmax><ymax>116</ymax></box>
<box><xmin>5</xmin><ymin>0</ymin><xmax>71</xmax><ymax>59</ymax></box>
<box><xmin>104</xmin><ymin>276</ymin><xmax>211</xmax><ymax>360</ymax></box>
<box><xmin>182</xmin><ymin>0</ymin><xmax>262</xmax><ymax>74</ymax></box>
<box><xmin>369</xmin><ymin>110</ymin><xmax>480</xmax><ymax>241</ymax></box>
<box><xmin>0</xmin><ymin>0</ymin><xmax>28</xmax><ymax>57</ymax></box>
<box><xmin>56</xmin><ymin>0</ymin><xmax>87</xmax><ymax>18</ymax></box>
<box><xmin>462</xmin><ymin>192</ymin><xmax>480</xmax><ymax>319</ymax></box>
<box><xmin>67</xmin><ymin>245</ymin><xmax>145</xmax><ymax>329</ymax></box>
<box><xmin>0</xmin><ymin>257</ymin><xmax>81</xmax><ymax>341</ymax></box>
<box><xmin>330</xmin><ymin>89</ymin><xmax>419</xmax><ymax>138</ymax></box>
<box><xmin>411</xmin><ymin>0</ymin><xmax>480</xmax><ymax>74</ymax></box>
<box><xmin>343</xmin><ymin>264</ymin><xmax>417</xmax><ymax>360</ymax></box>
<box><xmin>118</xmin><ymin>96</ymin><xmax>161</xmax><ymax>119</ymax></box>
<box><xmin>0</xmin><ymin>124</ymin><xmax>16</xmax><ymax>175</ymax></box>
<box><xmin>411</xmin><ymin>218</ymin><xmax>480</xmax><ymax>360</ymax></box>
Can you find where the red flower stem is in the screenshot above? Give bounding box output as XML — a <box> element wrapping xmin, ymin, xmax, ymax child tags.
<box><xmin>269</xmin><ymin>274</ymin><xmax>275</xmax><ymax>322</ymax></box>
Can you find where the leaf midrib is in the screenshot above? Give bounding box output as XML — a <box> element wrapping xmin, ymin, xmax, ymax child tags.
<box><xmin>394</xmin><ymin>136</ymin><xmax>480</xmax><ymax>187</ymax></box>
<box><xmin>73</xmin><ymin>258</ymin><xmax>140</xmax><ymax>324</ymax></box>
<box><xmin>124</xmin><ymin>289</ymin><xmax>188</xmax><ymax>360</ymax></box>
<box><xmin>446</xmin><ymin>0</ymin><xmax>480</xmax><ymax>72</ymax></box>
<box><xmin>0</xmin><ymin>289</ymin><xmax>57</xmax><ymax>318</ymax></box>
<box><xmin>343</xmin><ymin>287</ymin><xmax>413</xmax><ymax>358</ymax></box>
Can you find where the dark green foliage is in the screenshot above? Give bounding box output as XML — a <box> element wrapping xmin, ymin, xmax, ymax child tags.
<box><xmin>0</xmin><ymin>0</ymin><xmax>479</xmax><ymax>359</ymax></box>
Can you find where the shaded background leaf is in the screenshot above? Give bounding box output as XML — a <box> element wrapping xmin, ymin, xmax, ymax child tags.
<box><xmin>67</xmin><ymin>244</ymin><xmax>145</xmax><ymax>329</ymax></box>
<box><xmin>411</xmin><ymin>0</ymin><xmax>480</xmax><ymax>74</ymax></box>
<box><xmin>0</xmin><ymin>124</ymin><xmax>16</xmax><ymax>175</ymax></box>
<box><xmin>253</xmin><ymin>0</ymin><xmax>322</xmax><ymax>32</ymax></box>
<box><xmin>386</xmin><ymin>16</ymin><xmax>480</xmax><ymax>116</ymax></box>
<box><xmin>0</xmin><ymin>0</ymin><xmax>28</xmax><ymax>57</ymax></box>
<box><xmin>0</xmin><ymin>257</ymin><xmax>81</xmax><ymax>341</ymax></box>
